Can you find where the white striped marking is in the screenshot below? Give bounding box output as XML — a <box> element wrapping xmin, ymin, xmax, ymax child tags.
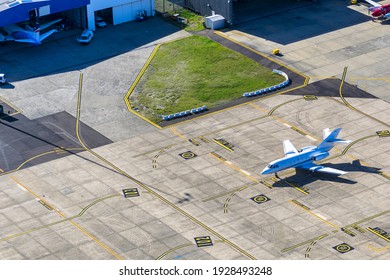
<box><xmin>226</xmin><ymin>161</ymin><xmax>232</xmax><ymax>165</ymax></box>
<box><xmin>241</xmin><ymin>170</ymin><xmax>251</xmax><ymax>176</ymax></box>
<box><xmin>306</xmin><ymin>135</ymin><xmax>317</xmax><ymax>141</ymax></box>
<box><xmin>283</xmin><ymin>123</ymin><xmax>291</xmax><ymax>128</ymax></box>
<box><xmin>315</xmin><ymin>213</ymin><xmax>328</xmax><ymax>220</ymax></box>
<box><xmin>16</xmin><ymin>183</ymin><xmax>27</xmax><ymax>192</ymax></box>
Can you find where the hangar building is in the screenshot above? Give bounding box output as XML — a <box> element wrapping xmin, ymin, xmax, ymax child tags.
<box><xmin>0</xmin><ymin>0</ymin><xmax>154</xmax><ymax>30</ymax></box>
<box><xmin>183</xmin><ymin>0</ymin><xmax>318</xmax><ymax>25</ymax></box>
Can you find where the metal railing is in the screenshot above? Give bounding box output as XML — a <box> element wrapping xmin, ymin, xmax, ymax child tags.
<box><xmin>155</xmin><ymin>0</ymin><xmax>185</xmax><ymax>14</ymax></box>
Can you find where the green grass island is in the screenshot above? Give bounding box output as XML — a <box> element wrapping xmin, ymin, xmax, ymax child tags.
<box><xmin>130</xmin><ymin>35</ymin><xmax>285</xmax><ymax>123</ymax></box>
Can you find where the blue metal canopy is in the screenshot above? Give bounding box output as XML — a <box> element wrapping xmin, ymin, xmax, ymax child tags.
<box><xmin>0</xmin><ymin>0</ymin><xmax>90</xmax><ymax>27</ymax></box>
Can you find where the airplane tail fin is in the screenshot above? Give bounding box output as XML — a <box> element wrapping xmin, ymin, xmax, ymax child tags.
<box><xmin>318</xmin><ymin>128</ymin><xmax>351</xmax><ymax>151</ymax></box>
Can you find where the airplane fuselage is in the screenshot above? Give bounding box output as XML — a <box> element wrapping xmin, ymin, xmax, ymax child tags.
<box><xmin>2</xmin><ymin>24</ymin><xmax>41</xmax><ymax>44</ymax></box>
<box><xmin>261</xmin><ymin>147</ymin><xmax>329</xmax><ymax>175</ymax></box>
<box><xmin>371</xmin><ymin>4</ymin><xmax>390</xmax><ymax>18</ymax></box>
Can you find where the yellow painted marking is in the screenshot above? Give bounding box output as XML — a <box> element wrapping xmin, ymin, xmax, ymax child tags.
<box><xmin>349</xmin><ymin>76</ymin><xmax>390</xmax><ymax>83</ymax></box>
<box><xmin>336</xmin><ymin>69</ymin><xmax>390</xmax><ymax>128</ymax></box>
<box><xmin>268</xmin><ymin>97</ymin><xmax>303</xmax><ymax>116</ymax></box>
<box><xmin>9</xmin><ymin>176</ymin><xmax>124</xmax><ymax>260</ymax></box>
<box><xmin>214</xmin><ymin>30</ymin><xmax>309</xmax><ymax>81</ymax></box>
<box><xmin>0</xmin><ymin>194</ymin><xmax>120</xmax><ymax>243</ymax></box>
<box><xmin>123</xmin><ymin>45</ymin><xmax>162</xmax><ymax>129</ymax></box>
<box><xmin>156</xmin><ymin>243</ymin><xmax>193</xmax><ymax>260</ymax></box>
<box><xmin>305</xmin><ymin>135</ymin><xmax>317</xmax><ymax>141</ymax></box>
<box><xmin>281</xmin><ymin>233</ymin><xmax>328</xmax><ymax>253</ymax></box>
<box><xmin>209</xmin><ymin>152</ymin><xmax>259</xmax><ymax>183</ymax></box>
<box><xmin>170</xmin><ymin>127</ymin><xmax>185</xmax><ymax>139</ymax></box>
<box><xmin>202</xmin><ymin>186</ymin><xmax>248</xmax><ymax>202</ymax></box>
<box><xmin>289</xmin><ymin>200</ymin><xmax>338</xmax><ymax>229</ymax></box>
<box><xmin>211</xmin><ymin>138</ymin><xmax>234</xmax><ymax>152</ymax></box>
<box><xmin>77</xmin><ymin>72</ymin><xmax>257</xmax><ymax>260</ymax></box>
<box><xmin>368</xmin><ymin>244</ymin><xmax>390</xmax><ymax>252</ymax></box>
<box><xmin>0</xmin><ymin>96</ymin><xmax>23</xmax><ymax>115</ymax></box>
<box><xmin>273</xmin><ymin>177</ymin><xmax>309</xmax><ymax>195</ymax></box>
<box><xmin>248</xmin><ymin>102</ymin><xmax>268</xmax><ymax>113</ymax></box>
<box><xmin>260</xmin><ymin>180</ymin><xmax>273</xmax><ymax>189</ymax></box>
<box><xmin>367</xmin><ymin>227</ymin><xmax>390</xmax><ymax>242</ymax></box>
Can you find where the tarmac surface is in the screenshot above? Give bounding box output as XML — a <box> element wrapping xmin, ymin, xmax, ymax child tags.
<box><xmin>0</xmin><ymin>1</ymin><xmax>390</xmax><ymax>260</ymax></box>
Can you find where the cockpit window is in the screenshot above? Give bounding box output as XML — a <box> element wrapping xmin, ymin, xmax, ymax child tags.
<box><xmin>268</xmin><ymin>164</ymin><xmax>279</xmax><ymax>168</ymax></box>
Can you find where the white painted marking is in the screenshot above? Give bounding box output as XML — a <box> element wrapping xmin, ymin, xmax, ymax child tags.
<box><xmin>16</xmin><ymin>184</ymin><xmax>27</xmax><ymax>192</ymax></box>
<box><xmin>306</xmin><ymin>135</ymin><xmax>317</xmax><ymax>141</ymax></box>
<box><xmin>283</xmin><ymin>123</ymin><xmax>291</xmax><ymax>128</ymax></box>
<box><xmin>226</xmin><ymin>161</ymin><xmax>232</xmax><ymax>165</ymax></box>
<box><xmin>241</xmin><ymin>170</ymin><xmax>251</xmax><ymax>176</ymax></box>
<box><xmin>315</xmin><ymin>213</ymin><xmax>328</xmax><ymax>220</ymax></box>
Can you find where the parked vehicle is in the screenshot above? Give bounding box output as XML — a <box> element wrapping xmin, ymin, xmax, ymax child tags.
<box><xmin>0</xmin><ymin>74</ymin><xmax>6</xmax><ymax>84</ymax></box>
<box><xmin>77</xmin><ymin>29</ymin><xmax>93</xmax><ymax>44</ymax></box>
<box><xmin>95</xmin><ymin>16</ymin><xmax>107</xmax><ymax>28</ymax></box>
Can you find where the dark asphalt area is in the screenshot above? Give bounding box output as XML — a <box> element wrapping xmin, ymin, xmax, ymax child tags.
<box><xmin>0</xmin><ymin>111</ymin><xmax>112</xmax><ymax>172</ymax></box>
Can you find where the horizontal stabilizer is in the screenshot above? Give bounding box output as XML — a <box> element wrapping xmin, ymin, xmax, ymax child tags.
<box><xmin>283</xmin><ymin>140</ymin><xmax>298</xmax><ymax>157</ymax></box>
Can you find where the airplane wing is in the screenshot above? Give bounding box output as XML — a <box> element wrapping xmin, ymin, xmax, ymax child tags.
<box><xmin>39</xmin><ymin>29</ymin><xmax>58</xmax><ymax>41</ymax></box>
<box><xmin>365</xmin><ymin>0</ymin><xmax>382</xmax><ymax>7</ymax></box>
<box><xmin>297</xmin><ymin>162</ymin><xmax>347</xmax><ymax>176</ymax></box>
<box><xmin>14</xmin><ymin>38</ymin><xmax>38</xmax><ymax>44</ymax></box>
<box><xmin>39</xmin><ymin>19</ymin><xmax>62</xmax><ymax>30</ymax></box>
<box><xmin>283</xmin><ymin>140</ymin><xmax>298</xmax><ymax>157</ymax></box>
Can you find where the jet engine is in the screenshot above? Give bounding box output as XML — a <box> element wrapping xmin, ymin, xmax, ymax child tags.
<box><xmin>311</xmin><ymin>152</ymin><xmax>329</xmax><ymax>161</ymax></box>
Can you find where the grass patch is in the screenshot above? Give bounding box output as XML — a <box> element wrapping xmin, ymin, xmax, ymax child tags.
<box><xmin>131</xmin><ymin>35</ymin><xmax>285</xmax><ymax>123</ymax></box>
<box><xmin>176</xmin><ymin>8</ymin><xmax>205</xmax><ymax>32</ymax></box>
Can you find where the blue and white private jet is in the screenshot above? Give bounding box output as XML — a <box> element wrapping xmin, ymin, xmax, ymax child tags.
<box><xmin>261</xmin><ymin>128</ymin><xmax>351</xmax><ymax>176</ymax></box>
<box><xmin>0</xmin><ymin>18</ymin><xmax>62</xmax><ymax>45</ymax></box>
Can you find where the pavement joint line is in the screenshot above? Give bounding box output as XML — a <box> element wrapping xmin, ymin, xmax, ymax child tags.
<box><xmin>213</xmin><ymin>30</ymin><xmax>309</xmax><ymax>81</ymax></box>
<box><xmin>156</xmin><ymin>243</ymin><xmax>193</xmax><ymax>260</ymax></box>
<box><xmin>366</xmin><ymin>227</ymin><xmax>390</xmax><ymax>243</ymax></box>
<box><xmin>337</xmin><ymin>68</ymin><xmax>390</xmax><ymax>128</ymax></box>
<box><xmin>133</xmin><ymin>144</ymin><xmax>178</xmax><ymax>158</ymax></box>
<box><xmin>8</xmin><ymin>176</ymin><xmax>124</xmax><ymax>260</ymax></box>
<box><xmin>170</xmin><ymin>127</ymin><xmax>186</xmax><ymax>139</ymax></box>
<box><xmin>201</xmin><ymin>113</ymin><xmax>268</xmax><ymax>136</ymax></box>
<box><xmin>368</xmin><ymin>244</ymin><xmax>390</xmax><ymax>252</ymax></box>
<box><xmin>281</xmin><ymin>233</ymin><xmax>328</xmax><ymax>253</ymax></box>
<box><xmin>0</xmin><ymin>147</ymin><xmax>85</xmax><ymax>176</ymax></box>
<box><xmin>0</xmin><ymin>95</ymin><xmax>23</xmax><ymax>115</ymax></box>
<box><xmin>209</xmin><ymin>152</ymin><xmax>259</xmax><ymax>183</ymax></box>
<box><xmin>0</xmin><ymin>194</ymin><xmax>121</xmax><ymax>242</ymax></box>
<box><xmin>78</xmin><ymin>72</ymin><xmax>257</xmax><ymax>260</ymax></box>
<box><xmin>288</xmin><ymin>200</ymin><xmax>338</xmax><ymax>229</ymax></box>
<box><xmin>248</xmin><ymin>102</ymin><xmax>268</xmax><ymax>113</ymax></box>
<box><xmin>268</xmin><ymin>97</ymin><xmax>303</xmax><ymax>116</ymax></box>
<box><xmin>202</xmin><ymin>185</ymin><xmax>248</xmax><ymax>202</ymax></box>
<box><xmin>285</xmin><ymin>210</ymin><xmax>390</xmax><ymax>254</ymax></box>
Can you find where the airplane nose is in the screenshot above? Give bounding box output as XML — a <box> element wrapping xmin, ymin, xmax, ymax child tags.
<box><xmin>261</xmin><ymin>167</ymin><xmax>269</xmax><ymax>175</ymax></box>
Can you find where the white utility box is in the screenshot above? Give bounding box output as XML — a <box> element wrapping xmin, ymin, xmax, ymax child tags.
<box><xmin>205</xmin><ymin>14</ymin><xmax>225</xmax><ymax>30</ymax></box>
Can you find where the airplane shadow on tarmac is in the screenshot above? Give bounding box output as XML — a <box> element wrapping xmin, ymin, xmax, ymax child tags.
<box><xmin>272</xmin><ymin>159</ymin><xmax>382</xmax><ymax>188</ymax></box>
